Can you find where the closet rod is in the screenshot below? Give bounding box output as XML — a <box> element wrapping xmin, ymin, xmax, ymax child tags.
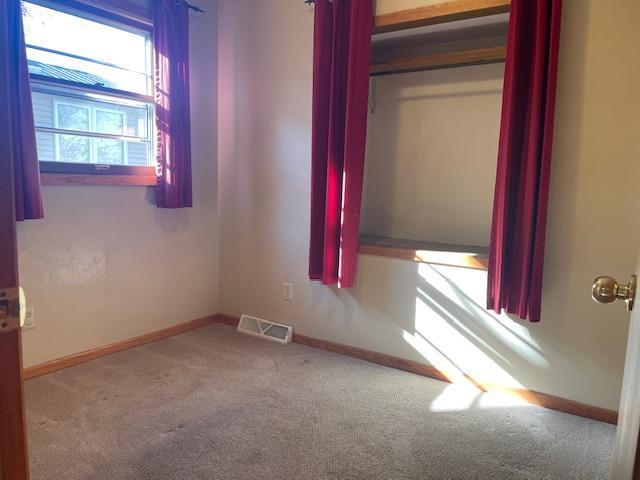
<box><xmin>370</xmin><ymin>46</ymin><xmax>506</xmax><ymax>76</ymax></box>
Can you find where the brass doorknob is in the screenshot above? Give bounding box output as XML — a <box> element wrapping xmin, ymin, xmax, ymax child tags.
<box><xmin>592</xmin><ymin>275</ymin><xmax>637</xmax><ymax>311</ymax></box>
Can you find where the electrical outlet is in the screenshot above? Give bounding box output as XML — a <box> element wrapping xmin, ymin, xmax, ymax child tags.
<box><xmin>23</xmin><ymin>306</ymin><xmax>35</xmax><ymax>330</ymax></box>
<box><xmin>282</xmin><ymin>282</ymin><xmax>293</xmax><ymax>302</ymax></box>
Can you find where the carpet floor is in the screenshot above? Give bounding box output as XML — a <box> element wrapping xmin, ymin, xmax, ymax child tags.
<box><xmin>26</xmin><ymin>324</ymin><xmax>615</xmax><ymax>479</ymax></box>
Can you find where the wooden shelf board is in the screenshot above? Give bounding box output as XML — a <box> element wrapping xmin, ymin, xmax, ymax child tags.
<box><xmin>370</xmin><ymin>46</ymin><xmax>506</xmax><ymax>76</ymax></box>
<box><xmin>373</xmin><ymin>0</ymin><xmax>511</xmax><ymax>34</ymax></box>
<box><xmin>359</xmin><ymin>235</ymin><xmax>489</xmax><ymax>270</ymax></box>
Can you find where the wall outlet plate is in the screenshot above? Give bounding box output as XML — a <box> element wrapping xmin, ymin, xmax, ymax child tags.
<box><xmin>282</xmin><ymin>282</ymin><xmax>293</xmax><ymax>302</ymax></box>
<box><xmin>23</xmin><ymin>306</ymin><xmax>35</xmax><ymax>330</ymax></box>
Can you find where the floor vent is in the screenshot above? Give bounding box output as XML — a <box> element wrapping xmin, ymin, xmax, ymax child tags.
<box><xmin>237</xmin><ymin>315</ymin><xmax>293</xmax><ymax>344</ymax></box>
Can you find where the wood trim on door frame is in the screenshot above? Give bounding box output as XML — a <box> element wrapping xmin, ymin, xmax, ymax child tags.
<box><xmin>0</xmin><ymin>333</ymin><xmax>30</xmax><ymax>480</ymax></box>
<box><xmin>0</xmin><ymin>57</ymin><xmax>30</xmax><ymax>480</ymax></box>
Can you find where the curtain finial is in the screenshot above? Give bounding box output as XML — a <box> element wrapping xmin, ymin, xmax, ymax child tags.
<box><xmin>176</xmin><ymin>0</ymin><xmax>205</xmax><ymax>13</ymax></box>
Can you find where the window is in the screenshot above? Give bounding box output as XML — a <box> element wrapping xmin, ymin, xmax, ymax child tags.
<box><xmin>53</xmin><ymin>102</ymin><xmax>130</xmax><ymax>165</ymax></box>
<box><xmin>22</xmin><ymin>1</ymin><xmax>155</xmax><ymax>177</ymax></box>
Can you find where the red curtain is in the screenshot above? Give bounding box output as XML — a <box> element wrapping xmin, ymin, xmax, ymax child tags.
<box><xmin>2</xmin><ymin>0</ymin><xmax>44</xmax><ymax>221</ymax></box>
<box><xmin>487</xmin><ymin>0</ymin><xmax>563</xmax><ymax>322</ymax></box>
<box><xmin>153</xmin><ymin>0</ymin><xmax>193</xmax><ymax>208</ymax></box>
<box><xmin>309</xmin><ymin>0</ymin><xmax>372</xmax><ymax>288</ymax></box>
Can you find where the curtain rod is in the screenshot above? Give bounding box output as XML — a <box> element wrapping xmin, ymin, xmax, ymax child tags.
<box><xmin>177</xmin><ymin>0</ymin><xmax>205</xmax><ymax>13</ymax></box>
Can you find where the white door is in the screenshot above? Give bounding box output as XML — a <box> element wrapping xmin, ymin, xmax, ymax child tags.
<box><xmin>594</xmin><ymin>272</ymin><xmax>640</xmax><ymax>478</ymax></box>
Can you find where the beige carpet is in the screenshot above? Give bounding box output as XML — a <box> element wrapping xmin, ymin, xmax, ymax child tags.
<box><xmin>26</xmin><ymin>324</ymin><xmax>614</xmax><ymax>479</ymax></box>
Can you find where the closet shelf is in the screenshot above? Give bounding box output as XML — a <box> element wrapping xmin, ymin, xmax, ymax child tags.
<box><xmin>370</xmin><ymin>46</ymin><xmax>506</xmax><ymax>76</ymax></box>
<box><xmin>359</xmin><ymin>235</ymin><xmax>489</xmax><ymax>270</ymax></box>
<box><xmin>373</xmin><ymin>0</ymin><xmax>511</xmax><ymax>34</ymax></box>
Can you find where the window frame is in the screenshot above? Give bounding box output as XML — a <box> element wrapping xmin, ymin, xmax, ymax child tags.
<box><xmin>25</xmin><ymin>0</ymin><xmax>157</xmax><ymax>186</ymax></box>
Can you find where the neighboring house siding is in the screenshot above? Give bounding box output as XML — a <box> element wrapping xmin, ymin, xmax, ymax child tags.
<box><xmin>127</xmin><ymin>141</ymin><xmax>148</xmax><ymax>166</ymax></box>
<box><xmin>35</xmin><ymin>132</ymin><xmax>56</xmax><ymax>162</ymax></box>
<box><xmin>32</xmin><ymin>93</ymin><xmax>55</xmax><ymax>162</ymax></box>
<box><xmin>31</xmin><ymin>90</ymin><xmax>150</xmax><ymax>166</ymax></box>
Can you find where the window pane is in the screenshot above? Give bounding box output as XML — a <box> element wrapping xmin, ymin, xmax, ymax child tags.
<box><xmin>56</xmin><ymin>104</ymin><xmax>90</xmax><ymax>131</ymax></box>
<box><xmin>96</xmin><ymin>139</ymin><xmax>125</xmax><ymax>165</ymax></box>
<box><xmin>95</xmin><ymin>110</ymin><xmax>125</xmax><ymax>135</ymax></box>
<box><xmin>22</xmin><ymin>2</ymin><xmax>150</xmax><ymax>95</ymax></box>
<box><xmin>33</xmin><ymin>88</ymin><xmax>154</xmax><ymax>166</ymax></box>
<box><xmin>22</xmin><ymin>2</ymin><xmax>148</xmax><ymax>73</ymax></box>
<box><xmin>33</xmin><ymin>90</ymin><xmax>150</xmax><ymax>139</ymax></box>
<box><xmin>27</xmin><ymin>48</ymin><xmax>149</xmax><ymax>94</ymax></box>
<box><xmin>46</xmin><ymin>133</ymin><xmax>149</xmax><ymax>166</ymax></box>
<box><xmin>58</xmin><ymin>134</ymin><xmax>90</xmax><ymax>163</ymax></box>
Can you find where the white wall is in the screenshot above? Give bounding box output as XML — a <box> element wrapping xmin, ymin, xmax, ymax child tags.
<box><xmin>18</xmin><ymin>0</ymin><xmax>220</xmax><ymax>368</ymax></box>
<box><xmin>362</xmin><ymin>63</ymin><xmax>502</xmax><ymax>246</ymax></box>
<box><xmin>17</xmin><ymin>0</ymin><xmax>640</xmax><ymax>412</ymax></box>
<box><xmin>218</xmin><ymin>0</ymin><xmax>640</xmax><ymax>410</ymax></box>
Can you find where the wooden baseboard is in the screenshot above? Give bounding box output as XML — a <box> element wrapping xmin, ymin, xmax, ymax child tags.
<box><xmin>23</xmin><ymin>315</ymin><xmax>219</xmax><ymax>380</ymax></box>
<box><xmin>292</xmin><ymin>333</ymin><xmax>618</xmax><ymax>424</ymax></box>
<box><xmin>213</xmin><ymin>314</ymin><xmax>241</xmax><ymax>327</ymax></box>
<box><xmin>24</xmin><ymin>313</ymin><xmax>618</xmax><ymax>425</ymax></box>
<box><xmin>212</xmin><ymin>315</ymin><xmax>618</xmax><ymax>425</ymax></box>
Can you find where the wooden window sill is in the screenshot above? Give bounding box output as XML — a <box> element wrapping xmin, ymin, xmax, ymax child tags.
<box><xmin>39</xmin><ymin>163</ymin><xmax>156</xmax><ymax>187</ymax></box>
<box><xmin>359</xmin><ymin>235</ymin><xmax>489</xmax><ymax>270</ymax></box>
<box><xmin>41</xmin><ymin>173</ymin><xmax>156</xmax><ymax>187</ymax></box>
